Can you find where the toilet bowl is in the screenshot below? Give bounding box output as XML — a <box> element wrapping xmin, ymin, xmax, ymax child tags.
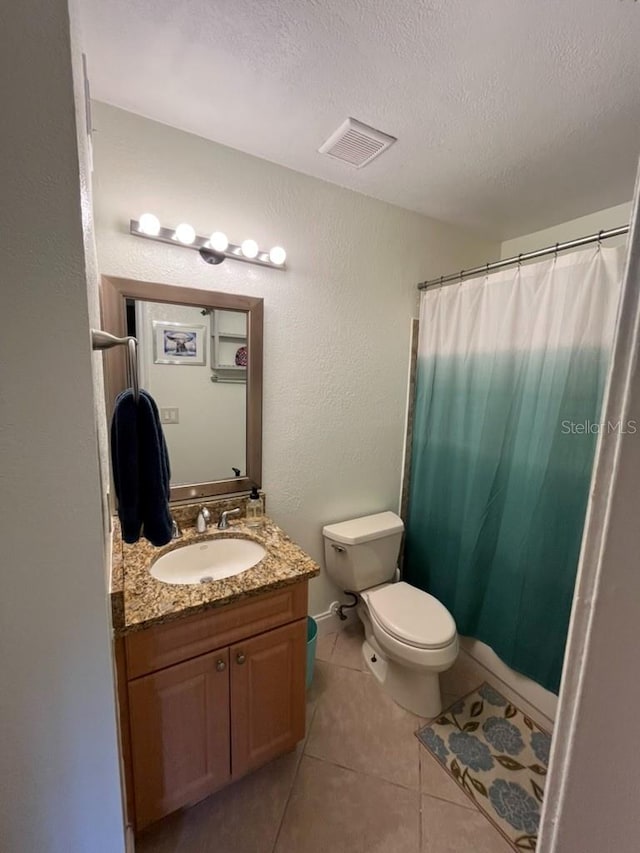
<box><xmin>323</xmin><ymin>511</ymin><xmax>458</xmax><ymax>717</ymax></box>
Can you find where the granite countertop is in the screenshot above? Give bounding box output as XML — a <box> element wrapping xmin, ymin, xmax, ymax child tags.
<box><xmin>110</xmin><ymin>514</ymin><xmax>320</xmax><ymax>636</ymax></box>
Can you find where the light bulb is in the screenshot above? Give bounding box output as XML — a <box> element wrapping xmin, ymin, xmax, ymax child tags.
<box><xmin>269</xmin><ymin>246</ymin><xmax>286</xmax><ymax>265</ymax></box>
<box><xmin>241</xmin><ymin>239</ymin><xmax>259</xmax><ymax>259</ymax></box>
<box><xmin>138</xmin><ymin>213</ymin><xmax>160</xmax><ymax>236</ymax></box>
<box><xmin>174</xmin><ymin>223</ymin><xmax>196</xmax><ymax>244</ymax></box>
<box><xmin>209</xmin><ymin>231</ymin><xmax>229</xmax><ymax>252</ymax></box>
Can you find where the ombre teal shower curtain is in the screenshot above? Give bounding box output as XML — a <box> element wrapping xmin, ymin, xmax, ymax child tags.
<box><xmin>404</xmin><ymin>248</ymin><xmax>623</xmax><ymax>693</ymax></box>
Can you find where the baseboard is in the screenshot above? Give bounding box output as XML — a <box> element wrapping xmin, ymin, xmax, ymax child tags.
<box><xmin>313</xmin><ymin>602</ymin><xmax>357</xmax><ymax>637</ymax></box>
<box><xmin>460</xmin><ymin>637</ymin><xmax>558</xmax><ymax>724</ymax></box>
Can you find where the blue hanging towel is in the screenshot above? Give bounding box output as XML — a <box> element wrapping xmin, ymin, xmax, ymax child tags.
<box><xmin>110</xmin><ymin>390</ymin><xmax>140</xmax><ymax>543</ymax></box>
<box><xmin>139</xmin><ymin>390</ymin><xmax>173</xmax><ymax>546</ymax></box>
<box><xmin>110</xmin><ymin>389</ymin><xmax>173</xmax><ymax>547</ymax></box>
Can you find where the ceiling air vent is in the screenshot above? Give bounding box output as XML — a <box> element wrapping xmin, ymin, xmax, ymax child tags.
<box><xmin>318</xmin><ymin>118</ymin><xmax>396</xmax><ymax>168</ymax></box>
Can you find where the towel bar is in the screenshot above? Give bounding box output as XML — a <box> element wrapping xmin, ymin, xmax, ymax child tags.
<box><xmin>91</xmin><ymin>329</ymin><xmax>140</xmax><ymax>402</ymax></box>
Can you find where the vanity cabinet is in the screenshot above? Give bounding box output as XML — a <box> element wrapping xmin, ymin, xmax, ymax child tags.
<box><xmin>128</xmin><ymin>648</ymin><xmax>231</xmax><ymax>828</ymax></box>
<box><xmin>119</xmin><ymin>582</ymin><xmax>308</xmax><ymax>831</ymax></box>
<box><xmin>230</xmin><ymin>621</ymin><xmax>305</xmax><ymax>778</ymax></box>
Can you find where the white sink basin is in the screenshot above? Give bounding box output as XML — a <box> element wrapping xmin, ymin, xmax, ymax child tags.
<box><xmin>150</xmin><ymin>538</ymin><xmax>267</xmax><ymax>585</ymax></box>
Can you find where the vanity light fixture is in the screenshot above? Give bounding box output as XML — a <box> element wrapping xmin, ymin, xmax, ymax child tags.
<box><xmin>130</xmin><ymin>214</ymin><xmax>287</xmax><ymax>270</ymax></box>
<box><xmin>240</xmin><ymin>238</ymin><xmax>259</xmax><ymax>259</ymax></box>
<box><xmin>269</xmin><ymin>246</ymin><xmax>287</xmax><ymax>265</ymax></box>
<box><xmin>209</xmin><ymin>231</ymin><xmax>229</xmax><ymax>252</ymax></box>
<box><xmin>138</xmin><ymin>213</ymin><xmax>161</xmax><ymax>236</ymax></box>
<box><xmin>174</xmin><ymin>223</ymin><xmax>196</xmax><ymax>245</ymax></box>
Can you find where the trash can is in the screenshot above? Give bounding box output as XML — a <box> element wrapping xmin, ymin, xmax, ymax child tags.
<box><xmin>306</xmin><ymin>616</ymin><xmax>318</xmax><ymax>689</ymax></box>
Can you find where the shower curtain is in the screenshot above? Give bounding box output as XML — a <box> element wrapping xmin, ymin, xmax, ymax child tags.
<box><xmin>404</xmin><ymin>247</ymin><xmax>624</xmax><ymax>693</ymax></box>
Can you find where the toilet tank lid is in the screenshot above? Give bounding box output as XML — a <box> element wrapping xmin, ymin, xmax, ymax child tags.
<box><xmin>322</xmin><ymin>511</ymin><xmax>404</xmax><ymax>545</ymax></box>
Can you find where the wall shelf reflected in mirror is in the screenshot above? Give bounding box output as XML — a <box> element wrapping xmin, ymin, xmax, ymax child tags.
<box><xmin>211</xmin><ymin>308</ymin><xmax>247</xmax><ymax>383</ymax></box>
<box><xmin>100</xmin><ymin>276</ymin><xmax>263</xmax><ymax>501</ymax></box>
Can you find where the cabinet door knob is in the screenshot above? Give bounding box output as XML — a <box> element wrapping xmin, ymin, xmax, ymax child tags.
<box><xmin>236</xmin><ymin>652</ymin><xmax>246</xmax><ymax>665</ymax></box>
<box><xmin>216</xmin><ymin>659</ymin><xmax>226</xmax><ymax>672</ymax></box>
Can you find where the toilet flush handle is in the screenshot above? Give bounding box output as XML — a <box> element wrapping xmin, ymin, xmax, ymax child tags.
<box><xmin>331</xmin><ymin>543</ymin><xmax>346</xmax><ymax>553</ymax></box>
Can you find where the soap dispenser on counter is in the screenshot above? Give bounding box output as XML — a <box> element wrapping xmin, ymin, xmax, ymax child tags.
<box><xmin>246</xmin><ymin>486</ymin><xmax>264</xmax><ymax>529</ymax></box>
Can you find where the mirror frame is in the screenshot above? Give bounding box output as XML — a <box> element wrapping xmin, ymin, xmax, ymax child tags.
<box><xmin>100</xmin><ymin>275</ymin><xmax>263</xmax><ymax>501</ymax></box>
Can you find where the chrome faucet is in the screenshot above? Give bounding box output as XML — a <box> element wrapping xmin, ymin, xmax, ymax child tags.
<box><xmin>196</xmin><ymin>506</ymin><xmax>211</xmax><ymax>533</ymax></box>
<box><xmin>217</xmin><ymin>507</ymin><xmax>241</xmax><ymax>530</ymax></box>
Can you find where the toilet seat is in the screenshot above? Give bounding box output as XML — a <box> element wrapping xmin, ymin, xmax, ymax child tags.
<box><xmin>363</xmin><ymin>582</ymin><xmax>456</xmax><ymax>650</ymax></box>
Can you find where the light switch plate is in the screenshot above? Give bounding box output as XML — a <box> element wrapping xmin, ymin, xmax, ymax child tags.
<box><xmin>160</xmin><ymin>407</ymin><xmax>179</xmax><ymax>424</ymax></box>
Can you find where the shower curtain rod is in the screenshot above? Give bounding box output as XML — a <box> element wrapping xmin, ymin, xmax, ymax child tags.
<box><xmin>417</xmin><ymin>224</ymin><xmax>629</xmax><ymax>291</ymax></box>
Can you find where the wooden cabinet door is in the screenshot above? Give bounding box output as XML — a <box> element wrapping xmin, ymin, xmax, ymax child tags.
<box><xmin>128</xmin><ymin>647</ymin><xmax>231</xmax><ymax>829</ymax></box>
<box><xmin>230</xmin><ymin>618</ymin><xmax>306</xmax><ymax>779</ymax></box>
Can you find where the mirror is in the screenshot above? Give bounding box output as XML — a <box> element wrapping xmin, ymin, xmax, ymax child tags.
<box><xmin>101</xmin><ymin>276</ymin><xmax>263</xmax><ymax>501</ymax></box>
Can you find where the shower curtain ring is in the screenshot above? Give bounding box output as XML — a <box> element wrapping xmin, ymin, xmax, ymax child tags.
<box><xmin>459</xmin><ymin>270</ymin><xmax>464</xmax><ymax>284</ymax></box>
<box><xmin>517</xmin><ymin>253</ymin><xmax>523</xmax><ymax>269</ymax></box>
<box><xmin>554</xmin><ymin>242</ymin><xmax>559</xmax><ymax>261</ymax></box>
<box><xmin>597</xmin><ymin>229</ymin><xmax>604</xmax><ymax>248</ymax></box>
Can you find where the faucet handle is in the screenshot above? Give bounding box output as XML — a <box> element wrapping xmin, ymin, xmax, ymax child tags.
<box><xmin>217</xmin><ymin>507</ymin><xmax>242</xmax><ymax>529</ymax></box>
<box><xmin>171</xmin><ymin>517</ymin><xmax>182</xmax><ymax>539</ymax></box>
<box><xmin>196</xmin><ymin>506</ymin><xmax>211</xmax><ymax>533</ymax></box>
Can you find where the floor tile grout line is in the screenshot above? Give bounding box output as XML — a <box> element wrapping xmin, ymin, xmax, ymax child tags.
<box><xmin>302</xmin><ymin>744</ymin><xmax>421</xmax><ymax>796</ymax></box>
<box><xmin>270</xmin><ymin>702</ymin><xmax>320</xmax><ymax>853</ymax></box>
<box><xmin>269</xmin><ymin>754</ymin><xmax>302</xmax><ymax>853</ymax></box>
<box><xmin>418</xmin><ymin>748</ymin><xmax>480</xmax><ymax>813</ymax></box>
<box><xmin>329</xmin><ymin>642</ymin><xmax>368</xmax><ymax>673</ymax></box>
<box><xmin>286</xmin><ymin>754</ymin><xmax>427</xmax><ymax>853</ymax></box>
<box><xmin>302</xmin><ymin>744</ymin><xmax>482</xmax><ymax>813</ymax></box>
<box><xmin>308</xmin><ymin>659</ymin><xmax>456</xmax><ymax>798</ymax></box>
<box><xmin>324</xmin><ymin>659</ymin><xmax>370</xmax><ymax>674</ymax></box>
<box><xmin>304</xmin><ymin>709</ymin><xmax>482</xmax><ymax>811</ymax></box>
<box><xmin>420</xmin><ymin>788</ymin><xmax>480</xmax><ymax>814</ymax></box>
<box><xmin>418</xmin><ymin>750</ymin><xmax>480</xmax><ymax>814</ymax></box>
<box><xmin>316</xmin><ymin>630</ymin><xmax>338</xmax><ymax>664</ymax></box>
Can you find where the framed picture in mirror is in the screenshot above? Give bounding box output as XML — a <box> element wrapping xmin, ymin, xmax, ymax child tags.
<box><xmin>152</xmin><ymin>321</ymin><xmax>207</xmax><ymax>366</ymax></box>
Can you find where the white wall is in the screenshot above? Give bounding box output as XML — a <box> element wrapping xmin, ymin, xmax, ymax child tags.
<box><xmin>91</xmin><ymin>102</ymin><xmax>499</xmax><ymax>615</ymax></box>
<box><xmin>539</xmin><ymin>172</ymin><xmax>640</xmax><ymax>853</ymax></box>
<box><xmin>137</xmin><ymin>302</ymin><xmax>246</xmax><ymax>483</ymax></box>
<box><xmin>0</xmin><ymin>3</ymin><xmax>124</xmax><ymax>852</ymax></box>
<box><xmin>501</xmin><ymin>201</ymin><xmax>631</xmax><ymax>258</ymax></box>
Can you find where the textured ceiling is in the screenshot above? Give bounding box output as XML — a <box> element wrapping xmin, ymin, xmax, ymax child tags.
<box><xmin>79</xmin><ymin>0</ymin><xmax>640</xmax><ymax>239</ymax></box>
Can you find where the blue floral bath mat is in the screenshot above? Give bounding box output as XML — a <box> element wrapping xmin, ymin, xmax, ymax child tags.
<box><xmin>416</xmin><ymin>683</ymin><xmax>551</xmax><ymax>851</ymax></box>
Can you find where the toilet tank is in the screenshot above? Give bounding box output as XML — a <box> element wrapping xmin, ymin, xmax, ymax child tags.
<box><xmin>322</xmin><ymin>511</ymin><xmax>404</xmax><ymax>592</ymax></box>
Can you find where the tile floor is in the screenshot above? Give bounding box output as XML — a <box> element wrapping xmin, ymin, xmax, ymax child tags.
<box><xmin>136</xmin><ymin>621</ymin><xmax>547</xmax><ymax>853</ymax></box>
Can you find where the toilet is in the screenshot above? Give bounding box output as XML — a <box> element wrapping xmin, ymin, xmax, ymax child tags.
<box><xmin>322</xmin><ymin>511</ymin><xmax>458</xmax><ymax>717</ymax></box>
